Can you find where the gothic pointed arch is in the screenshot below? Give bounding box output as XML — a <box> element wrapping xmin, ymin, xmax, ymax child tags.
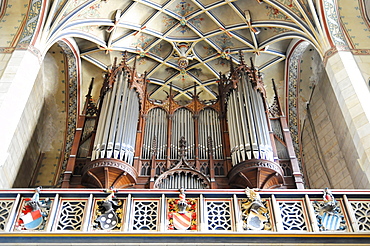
<box><xmin>320</xmin><ymin>0</ymin><xmax>351</xmax><ymax>51</ymax></box>
<box><xmin>54</xmin><ymin>39</ymin><xmax>81</xmax><ymax>187</ymax></box>
<box><xmin>153</xmin><ymin>157</ymin><xmax>210</xmax><ymax>189</ymax></box>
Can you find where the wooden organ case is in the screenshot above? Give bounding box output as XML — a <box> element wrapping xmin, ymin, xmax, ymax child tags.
<box><xmin>61</xmin><ymin>53</ymin><xmax>304</xmax><ymax>189</ymax></box>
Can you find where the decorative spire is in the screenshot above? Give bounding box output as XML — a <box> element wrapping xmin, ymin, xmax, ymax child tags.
<box><xmin>239</xmin><ymin>50</ymin><xmax>245</xmax><ymax>65</ymax></box>
<box><xmin>133</xmin><ymin>52</ymin><xmax>137</xmax><ymax>72</ymax></box>
<box><xmin>229</xmin><ymin>56</ymin><xmax>235</xmax><ymax>74</ymax></box>
<box><xmin>113</xmin><ymin>57</ymin><xmax>118</xmax><ymax>69</ymax></box>
<box><xmin>85</xmin><ymin>78</ymin><xmax>98</xmax><ymax>116</ymax></box>
<box><xmin>87</xmin><ymin>78</ymin><xmax>94</xmax><ymax>97</ymax></box>
<box><xmin>122</xmin><ymin>51</ymin><xmax>128</xmax><ymax>65</ymax></box>
<box><xmin>250</xmin><ymin>56</ymin><xmax>255</xmax><ymax>70</ymax></box>
<box><xmin>269</xmin><ymin>79</ymin><xmax>282</xmax><ymax>117</ymax></box>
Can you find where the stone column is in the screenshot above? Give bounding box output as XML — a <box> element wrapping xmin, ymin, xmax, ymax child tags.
<box><xmin>0</xmin><ymin>48</ymin><xmax>43</xmax><ymax>187</ymax></box>
<box><xmin>325</xmin><ymin>50</ymin><xmax>370</xmax><ymax>188</ymax></box>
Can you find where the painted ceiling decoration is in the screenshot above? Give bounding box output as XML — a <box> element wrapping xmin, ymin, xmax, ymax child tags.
<box><xmin>41</xmin><ymin>0</ymin><xmax>323</xmax><ymax>102</ymax></box>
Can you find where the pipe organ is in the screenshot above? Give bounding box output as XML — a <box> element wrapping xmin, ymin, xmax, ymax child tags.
<box><xmin>63</xmin><ymin>53</ymin><xmax>303</xmax><ymax>190</ymax></box>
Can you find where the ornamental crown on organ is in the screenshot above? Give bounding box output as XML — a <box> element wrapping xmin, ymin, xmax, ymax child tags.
<box><xmin>62</xmin><ymin>52</ymin><xmax>303</xmax><ymax>190</ymax></box>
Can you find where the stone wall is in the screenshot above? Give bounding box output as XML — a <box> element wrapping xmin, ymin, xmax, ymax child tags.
<box><xmin>301</xmin><ymin>75</ymin><xmax>355</xmax><ymax>189</ymax></box>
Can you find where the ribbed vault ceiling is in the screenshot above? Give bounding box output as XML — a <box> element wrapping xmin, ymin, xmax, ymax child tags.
<box><xmin>45</xmin><ymin>0</ymin><xmax>320</xmax><ymax>101</ymax></box>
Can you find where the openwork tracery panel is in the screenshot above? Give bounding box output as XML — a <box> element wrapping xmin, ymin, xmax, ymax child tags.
<box><xmin>55</xmin><ymin>199</ymin><xmax>87</xmax><ymax>231</ymax></box>
<box><xmin>278</xmin><ymin>200</ymin><xmax>308</xmax><ymax>231</ymax></box>
<box><xmin>0</xmin><ymin>199</ymin><xmax>14</xmax><ymax>231</ymax></box>
<box><xmin>349</xmin><ymin>200</ymin><xmax>370</xmax><ymax>232</ymax></box>
<box><xmin>140</xmin><ymin>161</ymin><xmax>151</xmax><ymax>176</ymax></box>
<box><xmin>199</xmin><ymin>161</ymin><xmax>210</xmax><ymax>176</ymax></box>
<box><xmin>155</xmin><ymin>162</ymin><xmax>166</xmax><ymax>175</ymax></box>
<box><xmin>214</xmin><ymin>162</ymin><xmax>225</xmax><ymax>176</ymax></box>
<box><xmin>131</xmin><ymin>199</ymin><xmax>159</xmax><ymax>231</ymax></box>
<box><xmin>205</xmin><ymin>199</ymin><xmax>233</xmax><ymax>230</ymax></box>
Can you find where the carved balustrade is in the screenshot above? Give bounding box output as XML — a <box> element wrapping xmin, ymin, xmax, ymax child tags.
<box><xmin>0</xmin><ymin>189</ymin><xmax>369</xmax><ymax>244</ymax></box>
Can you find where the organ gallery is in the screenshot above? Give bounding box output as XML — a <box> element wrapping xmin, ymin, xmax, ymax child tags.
<box><xmin>62</xmin><ymin>52</ymin><xmax>303</xmax><ymax>190</ymax></box>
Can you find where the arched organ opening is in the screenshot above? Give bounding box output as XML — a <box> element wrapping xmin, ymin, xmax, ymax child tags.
<box><xmin>62</xmin><ymin>54</ymin><xmax>304</xmax><ymax>189</ymax></box>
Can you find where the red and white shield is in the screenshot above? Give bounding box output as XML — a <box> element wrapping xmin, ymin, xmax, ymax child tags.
<box><xmin>173</xmin><ymin>212</ymin><xmax>192</xmax><ymax>230</ymax></box>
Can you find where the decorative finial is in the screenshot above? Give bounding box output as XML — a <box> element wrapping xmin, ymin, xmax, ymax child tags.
<box><xmin>113</xmin><ymin>57</ymin><xmax>118</xmax><ymax>69</ymax></box>
<box><xmin>250</xmin><ymin>56</ymin><xmax>255</xmax><ymax>70</ymax></box>
<box><xmin>85</xmin><ymin>78</ymin><xmax>98</xmax><ymax>116</ymax></box>
<box><xmin>122</xmin><ymin>51</ymin><xmax>128</xmax><ymax>64</ymax></box>
<box><xmin>169</xmin><ymin>82</ymin><xmax>174</xmax><ymax>99</ymax></box>
<box><xmin>87</xmin><ymin>78</ymin><xmax>94</xmax><ymax>97</ymax></box>
<box><xmin>239</xmin><ymin>50</ymin><xmax>245</xmax><ymax>65</ymax></box>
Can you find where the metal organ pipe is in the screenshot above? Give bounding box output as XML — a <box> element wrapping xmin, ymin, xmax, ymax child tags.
<box><xmin>92</xmin><ymin>70</ymin><xmax>140</xmax><ymax>165</ymax></box>
<box><xmin>93</xmin><ymin>79</ymin><xmax>111</xmax><ymax>160</ymax></box>
<box><xmin>92</xmin><ymin>88</ymin><xmax>109</xmax><ymax>160</ymax></box>
<box><xmin>107</xmin><ymin>73</ymin><xmax>124</xmax><ymax>159</ymax></box>
<box><xmin>226</xmin><ymin>71</ymin><xmax>273</xmax><ymax>165</ymax></box>
<box><xmin>226</xmin><ymin>93</ymin><xmax>236</xmax><ymax>164</ymax></box>
<box><xmin>157</xmin><ymin>172</ymin><xmax>207</xmax><ymax>189</ymax></box>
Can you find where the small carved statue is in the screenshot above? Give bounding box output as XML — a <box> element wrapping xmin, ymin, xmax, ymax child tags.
<box><xmin>167</xmin><ymin>187</ymin><xmax>197</xmax><ymax>230</ymax></box>
<box><xmin>94</xmin><ymin>188</ymin><xmax>122</xmax><ymax>230</ymax></box>
<box><xmin>313</xmin><ymin>188</ymin><xmax>346</xmax><ymax>231</ymax></box>
<box><xmin>241</xmin><ymin>188</ymin><xmax>271</xmax><ymax>230</ymax></box>
<box><xmin>16</xmin><ymin>187</ymin><xmax>51</xmax><ymax>230</ymax></box>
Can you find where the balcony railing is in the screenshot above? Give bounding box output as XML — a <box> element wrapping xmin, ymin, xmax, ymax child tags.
<box><xmin>0</xmin><ymin>188</ymin><xmax>369</xmax><ymax>244</ymax></box>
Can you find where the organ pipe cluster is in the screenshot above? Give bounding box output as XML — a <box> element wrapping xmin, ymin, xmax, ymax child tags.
<box><xmin>171</xmin><ymin>108</ymin><xmax>195</xmax><ymax>159</ymax></box>
<box><xmin>92</xmin><ymin>69</ymin><xmax>140</xmax><ymax>165</ymax></box>
<box><xmin>141</xmin><ymin>106</ymin><xmax>223</xmax><ymax>160</ymax></box>
<box><xmin>155</xmin><ymin>172</ymin><xmax>209</xmax><ymax>189</ymax></box>
<box><xmin>226</xmin><ymin>68</ymin><xmax>273</xmax><ymax>165</ymax></box>
<box><xmin>198</xmin><ymin>108</ymin><xmax>223</xmax><ymax>160</ymax></box>
<box><xmin>142</xmin><ymin>108</ymin><xmax>168</xmax><ymax>159</ymax></box>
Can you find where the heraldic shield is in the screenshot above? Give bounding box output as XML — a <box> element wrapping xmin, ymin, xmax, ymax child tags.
<box><xmin>96</xmin><ymin>210</ymin><xmax>118</xmax><ymax>230</ymax></box>
<box><xmin>320</xmin><ymin>213</ymin><xmax>342</xmax><ymax>231</ymax></box>
<box><xmin>172</xmin><ymin>212</ymin><xmax>192</xmax><ymax>230</ymax></box>
<box><xmin>20</xmin><ymin>209</ymin><xmax>43</xmax><ymax>230</ymax></box>
<box><xmin>246</xmin><ymin>210</ymin><xmax>268</xmax><ymax>230</ymax></box>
